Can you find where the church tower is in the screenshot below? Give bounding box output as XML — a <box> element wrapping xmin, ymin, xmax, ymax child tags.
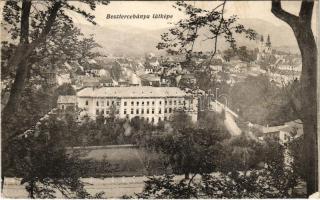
<box><xmin>265</xmin><ymin>34</ymin><xmax>272</xmax><ymax>54</ymax></box>
<box><xmin>257</xmin><ymin>34</ymin><xmax>272</xmax><ymax>62</ymax></box>
<box><xmin>258</xmin><ymin>35</ymin><xmax>265</xmax><ymax>53</ymax></box>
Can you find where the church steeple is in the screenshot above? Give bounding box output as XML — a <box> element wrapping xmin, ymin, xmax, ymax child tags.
<box><xmin>260</xmin><ymin>35</ymin><xmax>264</xmax><ymax>42</ymax></box>
<box><xmin>266</xmin><ymin>34</ymin><xmax>271</xmax><ymax>47</ymax></box>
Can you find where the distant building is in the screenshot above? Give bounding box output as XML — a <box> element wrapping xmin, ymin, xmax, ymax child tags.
<box><xmin>57</xmin><ymin>95</ymin><xmax>77</xmax><ymax>111</ymax></box>
<box><xmin>85</xmin><ymin>69</ymin><xmax>100</xmax><ymax>76</ymax></box>
<box><xmin>99</xmin><ymin>76</ymin><xmax>114</xmax><ymax>87</ymax></box>
<box><xmin>268</xmin><ymin>71</ymin><xmax>300</xmax><ymax>86</ymax></box>
<box><xmin>209</xmin><ymin>65</ymin><xmax>223</xmax><ymax>72</ymax></box>
<box><xmin>98</xmin><ymin>69</ymin><xmax>110</xmax><ymax>77</ymax></box>
<box><xmin>257</xmin><ymin>34</ymin><xmax>272</xmax><ymax>61</ymax></box>
<box><xmin>76</xmin><ymin>76</ymin><xmax>100</xmax><ymax>88</ymax></box>
<box><xmin>274</xmin><ymin>56</ymin><xmax>302</xmax><ymax>72</ymax></box>
<box><xmin>117</xmin><ymin>79</ymin><xmax>130</xmax><ymax>87</ymax></box>
<box><xmin>144</xmin><ymin>65</ymin><xmax>154</xmax><ymax>74</ymax></box>
<box><xmin>179</xmin><ymin>74</ymin><xmax>197</xmax><ymax>86</ymax></box>
<box><xmin>76</xmin><ymin>86</ymin><xmax>198</xmax><ymax>124</ymax></box>
<box><xmin>261</xmin><ymin>124</ymin><xmax>292</xmax><ymax>144</ymax></box>
<box><xmin>144</xmin><ymin>53</ymin><xmax>160</xmax><ymax>74</ymax></box>
<box><xmin>140</xmin><ymin>74</ymin><xmax>161</xmax><ymax>86</ymax></box>
<box><xmin>259</xmin><ymin>120</ymin><xmax>303</xmax><ymax>167</ymax></box>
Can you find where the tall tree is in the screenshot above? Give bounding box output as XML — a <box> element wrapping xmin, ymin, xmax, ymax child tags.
<box><xmin>271</xmin><ymin>0</ymin><xmax>318</xmax><ymax>195</ymax></box>
<box><xmin>1</xmin><ymin>0</ymin><xmax>108</xmax><ymax>187</ymax></box>
<box><xmin>1</xmin><ymin>0</ymin><xmax>108</xmax><ymax>142</ymax></box>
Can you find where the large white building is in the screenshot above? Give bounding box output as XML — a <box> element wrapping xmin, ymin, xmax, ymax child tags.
<box><xmin>72</xmin><ymin>86</ymin><xmax>198</xmax><ymax>124</ymax></box>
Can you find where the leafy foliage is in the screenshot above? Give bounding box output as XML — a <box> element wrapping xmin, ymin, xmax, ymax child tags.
<box><xmin>136</xmin><ymin>174</ymin><xmax>199</xmax><ymax>199</ymax></box>
<box><xmin>134</xmin><ymin>111</ymin><xmax>230</xmax><ymax>179</ymax></box>
<box><xmin>288</xmin><ymin>134</ymin><xmax>306</xmax><ymax>181</ymax></box>
<box><xmin>149</xmin><ymin>128</ymin><xmax>229</xmax><ymax>176</ymax></box>
<box><xmin>1</xmin><ymin>0</ymin><xmax>109</xmax><ymax>131</ymax></box>
<box><xmin>2</xmin><ymin>0</ymin><xmax>107</xmax><ymax>184</ymax></box>
<box><xmin>228</xmin><ymin>75</ymin><xmax>299</xmax><ymax>125</ymax></box>
<box><xmin>133</xmin><ymin>136</ymin><xmax>301</xmax><ymax>198</ymax></box>
<box><xmin>1</xmin><ymin>23</ymin><xmax>101</xmax><ymax>88</ymax></box>
<box><xmin>157</xmin><ymin>1</ymin><xmax>256</xmax><ymax>70</ymax></box>
<box><xmin>10</xmin><ymin>113</ymin><xmax>105</xmax><ymax>198</ymax></box>
<box><xmin>220</xmin><ymin>133</ymin><xmax>265</xmax><ymax>174</ymax></box>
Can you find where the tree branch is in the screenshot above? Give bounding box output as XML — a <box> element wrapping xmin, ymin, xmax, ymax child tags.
<box><xmin>299</xmin><ymin>0</ymin><xmax>314</xmax><ymax>24</ymax></box>
<box><xmin>271</xmin><ymin>0</ymin><xmax>299</xmax><ymax>27</ymax></box>
<box><xmin>188</xmin><ymin>173</ymin><xmax>197</xmax><ymax>188</ymax></box>
<box><xmin>197</xmin><ymin>0</ymin><xmax>227</xmax><ymax>70</ymax></box>
<box><xmin>31</xmin><ymin>1</ymin><xmax>62</xmax><ymax>47</ymax></box>
<box><xmin>7</xmin><ymin>1</ymin><xmax>62</xmax><ymax>70</ymax></box>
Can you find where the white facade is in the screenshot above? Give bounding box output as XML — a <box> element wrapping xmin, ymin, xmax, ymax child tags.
<box><xmin>76</xmin><ymin>86</ymin><xmax>198</xmax><ymax>124</ymax></box>
<box><xmin>144</xmin><ymin>68</ymin><xmax>154</xmax><ymax>74</ymax></box>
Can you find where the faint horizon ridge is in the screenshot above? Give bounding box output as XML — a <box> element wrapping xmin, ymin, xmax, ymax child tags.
<box><xmin>75</xmin><ymin>18</ymin><xmax>300</xmax><ymax>56</ymax></box>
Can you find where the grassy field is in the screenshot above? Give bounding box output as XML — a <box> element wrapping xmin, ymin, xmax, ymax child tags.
<box><xmin>68</xmin><ymin>145</ymin><xmax>170</xmax><ymax>177</ymax></box>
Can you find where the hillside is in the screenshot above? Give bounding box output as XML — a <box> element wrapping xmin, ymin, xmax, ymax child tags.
<box><xmin>1</xmin><ymin>18</ymin><xmax>299</xmax><ymax>56</ymax></box>
<box><xmin>76</xmin><ymin>18</ymin><xmax>300</xmax><ymax>56</ymax></box>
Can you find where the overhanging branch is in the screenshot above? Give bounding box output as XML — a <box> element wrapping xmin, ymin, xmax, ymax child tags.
<box><xmin>271</xmin><ymin>0</ymin><xmax>299</xmax><ymax>27</ymax></box>
<box><xmin>7</xmin><ymin>1</ymin><xmax>62</xmax><ymax>70</ymax></box>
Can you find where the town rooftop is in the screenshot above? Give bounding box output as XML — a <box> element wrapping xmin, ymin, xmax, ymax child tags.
<box><xmin>77</xmin><ymin>86</ymin><xmax>189</xmax><ymax>98</ymax></box>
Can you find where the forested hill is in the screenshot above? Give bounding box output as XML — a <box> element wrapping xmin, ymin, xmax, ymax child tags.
<box><xmin>76</xmin><ymin>18</ymin><xmax>299</xmax><ymax>57</ymax></box>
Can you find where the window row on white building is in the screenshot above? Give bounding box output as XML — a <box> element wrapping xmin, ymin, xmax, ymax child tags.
<box><xmin>73</xmin><ymin>86</ymin><xmax>198</xmax><ymax>124</ymax></box>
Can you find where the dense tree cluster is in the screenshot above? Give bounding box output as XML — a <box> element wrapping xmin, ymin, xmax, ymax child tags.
<box><xmin>228</xmin><ymin>75</ymin><xmax>299</xmax><ymax>126</ymax></box>
<box><xmin>8</xmin><ymin>113</ymin><xmax>105</xmax><ymax>198</ymax></box>
<box><xmin>126</xmin><ymin>130</ymin><xmax>302</xmax><ymax>198</ymax></box>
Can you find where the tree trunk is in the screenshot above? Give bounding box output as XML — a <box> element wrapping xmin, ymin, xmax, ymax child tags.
<box><xmin>185</xmin><ymin>172</ymin><xmax>190</xmax><ymax>179</ymax></box>
<box><xmin>1</xmin><ymin>60</ymin><xmax>30</xmax><ymax>181</ymax></box>
<box><xmin>2</xmin><ymin>0</ymin><xmax>61</xmax><ymax>145</ymax></box>
<box><xmin>2</xmin><ymin>0</ymin><xmax>32</xmax><ymax>141</ymax></box>
<box><xmin>29</xmin><ymin>181</ymin><xmax>35</xmax><ymax>199</ymax></box>
<box><xmin>293</xmin><ymin>23</ymin><xmax>318</xmax><ymax>196</ymax></box>
<box><xmin>1</xmin><ymin>176</ymin><xmax>4</xmax><ymax>191</ymax></box>
<box><xmin>2</xmin><ymin>60</ymin><xmax>29</xmax><ymax>122</ymax></box>
<box><xmin>1</xmin><ymin>60</ymin><xmax>30</xmax><ymax>172</ymax></box>
<box><xmin>271</xmin><ymin>0</ymin><xmax>318</xmax><ymax>195</ymax></box>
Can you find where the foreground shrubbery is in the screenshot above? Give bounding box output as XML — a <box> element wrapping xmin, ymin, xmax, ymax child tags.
<box><xmin>8</xmin><ymin>113</ymin><xmax>105</xmax><ymax>198</ymax></box>
<box><xmin>126</xmin><ymin>136</ymin><xmax>302</xmax><ymax>198</ymax></box>
<box><xmin>126</xmin><ymin>113</ymin><xmax>304</xmax><ymax>198</ymax></box>
<box><xmin>133</xmin><ymin>167</ymin><xmax>299</xmax><ymax>199</ymax></box>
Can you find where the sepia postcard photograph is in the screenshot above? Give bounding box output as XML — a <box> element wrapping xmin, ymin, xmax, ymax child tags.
<box><xmin>0</xmin><ymin>0</ymin><xmax>319</xmax><ymax>198</ymax></box>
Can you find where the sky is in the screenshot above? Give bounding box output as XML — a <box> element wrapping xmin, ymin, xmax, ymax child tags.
<box><xmin>69</xmin><ymin>1</ymin><xmax>318</xmax><ymax>31</ymax></box>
